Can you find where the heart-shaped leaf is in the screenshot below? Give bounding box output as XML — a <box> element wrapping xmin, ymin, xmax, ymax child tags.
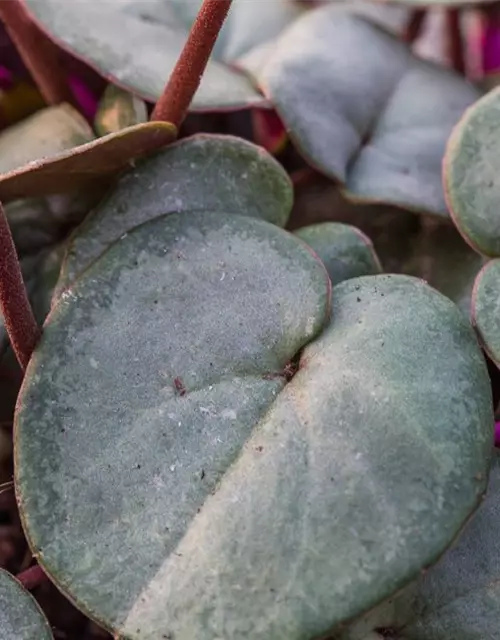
<box><xmin>94</xmin><ymin>85</ymin><xmax>148</xmax><ymax>137</ymax></box>
<box><xmin>294</xmin><ymin>222</ymin><xmax>382</xmax><ymax>284</ymax></box>
<box><xmin>54</xmin><ymin>134</ymin><xmax>293</xmax><ymax>297</ymax></box>
<box><xmin>0</xmin><ymin>568</ymin><xmax>53</xmax><ymax>639</ymax></box>
<box><xmin>0</xmin><ymin>120</ymin><xmax>176</xmax><ymax>202</ymax></box>
<box><xmin>255</xmin><ymin>9</ymin><xmax>480</xmax><ymax>217</ymax></box>
<box><xmin>403</xmin><ymin>220</ymin><xmax>485</xmax><ymax>315</ymax></box>
<box><xmin>386</xmin><ymin>451</ymin><xmax>500</xmax><ymax>640</ymax></box>
<box><xmin>15</xmin><ymin>202</ymin><xmax>492</xmax><ymax>640</ymax></box>
<box><xmin>444</xmin><ymin>86</ymin><xmax>500</xmax><ymax>257</ymax></box>
<box><xmin>471</xmin><ymin>259</ymin><xmax>500</xmax><ymax>368</ymax></box>
<box><xmin>22</xmin><ymin>0</ymin><xmax>303</xmax><ymax>111</ymax></box>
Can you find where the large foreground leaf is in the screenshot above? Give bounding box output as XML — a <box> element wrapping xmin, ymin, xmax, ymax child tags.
<box><xmin>0</xmin><ymin>569</ymin><xmax>53</xmax><ymax>639</ymax></box>
<box><xmin>55</xmin><ymin>134</ymin><xmax>292</xmax><ymax>296</ymax></box>
<box><xmin>255</xmin><ymin>9</ymin><xmax>479</xmax><ymax>217</ymax></box>
<box><xmin>22</xmin><ymin>0</ymin><xmax>303</xmax><ymax>110</ymax></box>
<box><xmin>444</xmin><ymin>87</ymin><xmax>500</xmax><ymax>256</ymax></box>
<box><xmin>15</xmin><ymin>207</ymin><xmax>492</xmax><ymax>639</ymax></box>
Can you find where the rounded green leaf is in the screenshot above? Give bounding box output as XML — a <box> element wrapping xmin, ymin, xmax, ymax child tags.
<box><xmin>22</xmin><ymin>0</ymin><xmax>302</xmax><ymax>111</ymax></box>
<box><xmin>0</xmin><ymin>121</ymin><xmax>176</xmax><ymax>202</ymax></box>
<box><xmin>390</xmin><ymin>452</ymin><xmax>500</xmax><ymax>640</ymax></box>
<box><xmin>0</xmin><ymin>568</ymin><xmax>53</xmax><ymax>639</ymax></box>
<box><xmin>55</xmin><ymin>134</ymin><xmax>293</xmax><ymax>296</ymax></box>
<box><xmin>471</xmin><ymin>259</ymin><xmax>500</xmax><ymax>367</ymax></box>
<box><xmin>94</xmin><ymin>85</ymin><xmax>148</xmax><ymax>137</ymax></box>
<box><xmin>444</xmin><ymin>87</ymin><xmax>500</xmax><ymax>257</ymax></box>
<box><xmin>15</xmin><ymin>219</ymin><xmax>492</xmax><ymax>640</ymax></box>
<box><xmin>257</xmin><ymin>9</ymin><xmax>479</xmax><ymax>217</ymax></box>
<box><xmin>294</xmin><ymin>222</ymin><xmax>382</xmax><ymax>284</ymax></box>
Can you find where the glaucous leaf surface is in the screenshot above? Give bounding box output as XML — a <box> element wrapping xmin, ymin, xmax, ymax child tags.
<box><xmin>94</xmin><ymin>85</ymin><xmax>148</xmax><ymax>137</ymax></box>
<box><xmin>55</xmin><ymin>134</ymin><xmax>292</xmax><ymax>296</ymax></box>
<box><xmin>444</xmin><ymin>87</ymin><xmax>500</xmax><ymax>256</ymax></box>
<box><xmin>403</xmin><ymin>220</ymin><xmax>485</xmax><ymax>315</ymax></box>
<box><xmin>256</xmin><ymin>9</ymin><xmax>479</xmax><ymax>217</ymax></box>
<box><xmin>294</xmin><ymin>222</ymin><xmax>382</xmax><ymax>284</ymax></box>
<box><xmin>22</xmin><ymin>0</ymin><xmax>303</xmax><ymax>110</ymax></box>
<box><xmin>0</xmin><ymin>569</ymin><xmax>53</xmax><ymax>640</ymax></box>
<box><xmin>0</xmin><ymin>104</ymin><xmax>93</xmax><ymax>175</ymax></box>
<box><xmin>0</xmin><ymin>121</ymin><xmax>176</xmax><ymax>202</ymax></box>
<box><xmin>472</xmin><ymin>259</ymin><xmax>500</xmax><ymax>367</ymax></box>
<box><xmin>15</xmin><ymin>201</ymin><xmax>492</xmax><ymax>640</ymax></box>
<box><xmin>390</xmin><ymin>452</ymin><xmax>500</xmax><ymax>640</ymax></box>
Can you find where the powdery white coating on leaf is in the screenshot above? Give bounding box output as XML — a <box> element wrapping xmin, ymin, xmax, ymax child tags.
<box><xmin>120</xmin><ymin>275</ymin><xmax>492</xmax><ymax>639</ymax></box>
<box><xmin>294</xmin><ymin>222</ymin><xmax>382</xmax><ymax>285</ymax></box>
<box><xmin>56</xmin><ymin>134</ymin><xmax>293</xmax><ymax>297</ymax></box>
<box><xmin>391</xmin><ymin>453</ymin><xmax>500</xmax><ymax>640</ymax></box>
<box><xmin>258</xmin><ymin>9</ymin><xmax>479</xmax><ymax>217</ymax></box>
<box><xmin>22</xmin><ymin>0</ymin><xmax>300</xmax><ymax>110</ymax></box>
<box><xmin>0</xmin><ymin>569</ymin><xmax>53</xmax><ymax>639</ymax></box>
<box><xmin>15</xmin><ymin>211</ymin><xmax>330</xmax><ymax>634</ymax></box>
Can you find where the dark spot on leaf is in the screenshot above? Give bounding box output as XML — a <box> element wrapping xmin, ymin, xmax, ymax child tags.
<box><xmin>356</xmin><ymin>297</ymin><xmax>361</xmax><ymax>302</ymax></box>
<box><xmin>200</xmin><ymin>469</ymin><xmax>205</xmax><ymax>480</ymax></box>
<box><xmin>256</xmin><ymin>446</ymin><xmax>264</xmax><ymax>452</ymax></box>
<box><xmin>137</xmin><ymin>464</ymin><xmax>141</xmax><ymax>469</ymax></box>
<box><xmin>173</xmin><ymin>377</ymin><xmax>186</xmax><ymax>396</ymax></box>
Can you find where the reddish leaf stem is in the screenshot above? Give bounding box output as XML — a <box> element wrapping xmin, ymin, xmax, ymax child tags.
<box><xmin>0</xmin><ymin>0</ymin><xmax>75</xmax><ymax>106</ymax></box>
<box><xmin>447</xmin><ymin>8</ymin><xmax>466</xmax><ymax>75</ymax></box>
<box><xmin>16</xmin><ymin>564</ymin><xmax>48</xmax><ymax>590</ymax></box>
<box><xmin>151</xmin><ymin>0</ymin><xmax>233</xmax><ymax>127</ymax></box>
<box><xmin>404</xmin><ymin>9</ymin><xmax>427</xmax><ymax>44</ymax></box>
<box><xmin>0</xmin><ymin>202</ymin><xmax>39</xmax><ymax>370</ymax></box>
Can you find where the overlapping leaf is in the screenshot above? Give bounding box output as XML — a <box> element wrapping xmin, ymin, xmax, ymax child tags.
<box><xmin>94</xmin><ymin>85</ymin><xmax>148</xmax><ymax>136</ymax></box>
<box><xmin>54</xmin><ymin>134</ymin><xmax>293</xmax><ymax>297</ymax></box>
<box><xmin>15</xmin><ymin>213</ymin><xmax>492</xmax><ymax>640</ymax></box>
<box><xmin>392</xmin><ymin>452</ymin><xmax>500</xmax><ymax>640</ymax></box>
<box><xmin>472</xmin><ymin>259</ymin><xmax>500</xmax><ymax>368</ymax></box>
<box><xmin>254</xmin><ymin>9</ymin><xmax>480</xmax><ymax>217</ymax></box>
<box><xmin>22</xmin><ymin>0</ymin><xmax>305</xmax><ymax>111</ymax></box>
<box><xmin>444</xmin><ymin>87</ymin><xmax>500</xmax><ymax>256</ymax></box>
<box><xmin>0</xmin><ymin>569</ymin><xmax>53</xmax><ymax>639</ymax></box>
<box><xmin>0</xmin><ymin>100</ymin><xmax>176</xmax><ymax>201</ymax></box>
<box><xmin>294</xmin><ymin>222</ymin><xmax>382</xmax><ymax>284</ymax></box>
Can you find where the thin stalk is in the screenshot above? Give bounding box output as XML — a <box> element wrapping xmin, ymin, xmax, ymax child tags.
<box><xmin>0</xmin><ymin>0</ymin><xmax>75</xmax><ymax>106</ymax></box>
<box><xmin>0</xmin><ymin>202</ymin><xmax>39</xmax><ymax>371</ymax></box>
<box><xmin>16</xmin><ymin>564</ymin><xmax>47</xmax><ymax>590</ymax></box>
<box><xmin>151</xmin><ymin>0</ymin><xmax>233</xmax><ymax>127</ymax></box>
<box><xmin>405</xmin><ymin>9</ymin><xmax>427</xmax><ymax>44</ymax></box>
<box><xmin>447</xmin><ymin>8</ymin><xmax>466</xmax><ymax>75</ymax></box>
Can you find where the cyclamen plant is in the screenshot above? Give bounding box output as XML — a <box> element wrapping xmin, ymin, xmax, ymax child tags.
<box><xmin>0</xmin><ymin>0</ymin><xmax>500</xmax><ymax>639</ymax></box>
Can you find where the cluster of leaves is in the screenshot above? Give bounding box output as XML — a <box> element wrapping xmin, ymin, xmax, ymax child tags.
<box><xmin>1</xmin><ymin>0</ymin><xmax>500</xmax><ymax>639</ymax></box>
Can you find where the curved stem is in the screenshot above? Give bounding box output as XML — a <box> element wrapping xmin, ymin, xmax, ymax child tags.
<box><xmin>16</xmin><ymin>564</ymin><xmax>47</xmax><ymax>590</ymax></box>
<box><xmin>0</xmin><ymin>0</ymin><xmax>75</xmax><ymax>106</ymax></box>
<box><xmin>151</xmin><ymin>0</ymin><xmax>233</xmax><ymax>127</ymax></box>
<box><xmin>0</xmin><ymin>202</ymin><xmax>39</xmax><ymax>371</ymax></box>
